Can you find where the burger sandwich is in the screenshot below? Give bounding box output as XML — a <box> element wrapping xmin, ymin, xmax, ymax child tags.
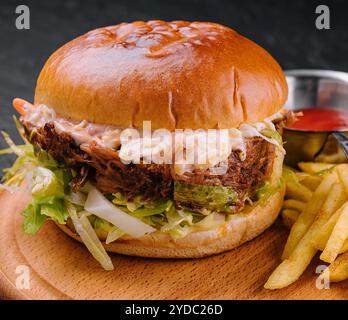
<box><xmin>1</xmin><ymin>21</ymin><xmax>293</xmax><ymax>270</ymax></box>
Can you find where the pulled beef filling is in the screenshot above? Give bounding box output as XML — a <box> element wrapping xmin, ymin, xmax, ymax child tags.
<box><xmin>22</xmin><ymin>118</ymin><xmax>283</xmax><ymax>213</ymax></box>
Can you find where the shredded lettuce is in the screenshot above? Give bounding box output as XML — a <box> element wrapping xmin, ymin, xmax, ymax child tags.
<box><xmin>1</xmin><ymin>128</ymin><xmax>71</xmax><ymax>231</ymax></box>
<box><xmin>1</xmin><ymin>131</ymin><xmax>26</xmax><ymax>156</ymax></box>
<box><xmin>22</xmin><ymin>203</ymin><xmax>46</xmax><ymax>234</ymax></box>
<box><xmin>251</xmin><ymin>179</ymin><xmax>283</xmax><ymax>207</ymax></box>
<box><xmin>30</xmin><ymin>167</ymin><xmax>65</xmax><ymax>201</ymax></box>
<box><xmin>112</xmin><ymin>192</ymin><xmax>173</xmax><ymax>217</ymax></box>
<box><xmin>251</xmin><ymin>181</ymin><xmax>271</xmax><ymax>201</ymax></box>
<box><xmin>160</xmin><ymin>208</ymin><xmax>225</xmax><ymax>239</ymax></box>
<box><xmin>282</xmin><ymin>166</ymin><xmax>301</xmax><ymax>185</ymax></box>
<box><xmin>0</xmin><ymin>131</ymin><xmax>59</xmax><ymax>190</ymax></box>
<box><xmin>22</xmin><ymin>167</ymin><xmax>70</xmax><ymax>230</ymax></box>
<box><xmin>113</xmin><ymin>192</ymin><xmax>146</xmax><ymax>211</ymax></box>
<box><xmin>18</xmin><ymin>163</ymin><xmax>69</xmax><ymax>232</ymax></box>
<box><xmin>160</xmin><ymin>207</ymin><xmax>194</xmax><ymax>238</ymax></box>
<box><xmin>85</xmin><ymin>187</ymin><xmax>156</xmax><ymax>237</ymax></box>
<box><xmin>96</xmin><ymin>190</ymin><xmax>222</xmax><ymax>240</ymax></box>
<box><xmin>66</xmin><ymin>202</ymin><xmax>114</xmax><ymax>270</ymax></box>
<box><xmin>260</xmin><ymin>128</ymin><xmax>283</xmax><ymax>146</ymax></box>
<box><xmin>40</xmin><ymin>199</ymin><xmax>69</xmax><ymax>224</ymax></box>
<box><xmin>93</xmin><ymin>217</ymin><xmax>113</xmax><ymax>239</ymax></box>
<box><xmin>113</xmin><ymin>195</ymin><xmax>173</xmax><ymax>218</ymax></box>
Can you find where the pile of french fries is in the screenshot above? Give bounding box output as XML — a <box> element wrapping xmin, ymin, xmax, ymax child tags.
<box><xmin>265</xmin><ymin>162</ymin><xmax>348</xmax><ymax>289</ymax></box>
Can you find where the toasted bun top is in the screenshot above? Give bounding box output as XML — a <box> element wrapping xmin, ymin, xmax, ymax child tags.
<box><xmin>34</xmin><ymin>20</ymin><xmax>288</xmax><ymax>130</ymax></box>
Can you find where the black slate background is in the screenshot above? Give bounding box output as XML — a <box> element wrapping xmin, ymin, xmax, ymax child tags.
<box><xmin>0</xmin><ymin>0</ymin><xmax>348</xmax><ymax>171</ymax></box>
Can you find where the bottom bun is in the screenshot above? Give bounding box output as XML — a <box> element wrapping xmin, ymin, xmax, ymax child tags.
<box><xmin>56</xmin><ymin>185</ymin><xmax>285</xmax><ymax>259</ymax></box>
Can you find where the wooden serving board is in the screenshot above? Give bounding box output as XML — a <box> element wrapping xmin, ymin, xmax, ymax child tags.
<box><xmin>0</xmin><ymin>190</ymin><xmax>348</xmax><ymax>300</ymax></box>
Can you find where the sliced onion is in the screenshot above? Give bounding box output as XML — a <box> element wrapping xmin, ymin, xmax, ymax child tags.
<box><xmin>106</xmin><ymin>227</ymin><xmax>125</xmax><ymax>244</ymax></box>
<box><xmin>66</xmin><ymin>202</ymin><xmax>114</xmax><ymax>271</ymax></box>
<box><xmin>67</xmin><ymin>191</ymin><xmax>87</xmax><ymax>206</ymax></box>
<box><xmin>80</xmin><ymin>181</ymin><xmax>93</xmax><ymax>193</ymax></box>
<box><xmin>84</xmin><ymin>187</ymin><xmax>156</xmax><ymax>237</ymax></box>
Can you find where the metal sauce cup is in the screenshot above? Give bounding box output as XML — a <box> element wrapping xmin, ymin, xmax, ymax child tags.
<box><xmin>283</xmin><ymin>69</ymin><xmax>348</xmax><ymax>167</ymax></box>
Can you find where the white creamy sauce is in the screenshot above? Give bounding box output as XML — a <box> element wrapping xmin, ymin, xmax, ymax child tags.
<box><xmin>23</xmin><ymin>104</ymin><xmax>285</xmax><ymax>174</ymax></box>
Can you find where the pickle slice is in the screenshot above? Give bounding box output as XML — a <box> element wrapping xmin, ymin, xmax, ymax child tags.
<box><xmin>174</xmin><ymin>181</ymin><xmax>238</xmax><ymax>212</ymax></box>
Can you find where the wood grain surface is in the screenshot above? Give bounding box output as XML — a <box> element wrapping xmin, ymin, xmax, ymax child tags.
<box><xmin>0</xmin><ymin>190</ymin><xmax>348</xmax><ymax>300</ymax></box>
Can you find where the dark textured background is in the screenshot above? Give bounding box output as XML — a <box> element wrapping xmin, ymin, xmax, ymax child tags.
<box><xmin>0</xmin><ymin>0</ymin><xmax>348</xmax><ymax>170</ymax></box>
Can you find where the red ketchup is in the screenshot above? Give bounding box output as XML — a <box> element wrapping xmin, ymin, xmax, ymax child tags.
<box><xmin>287</xmin><ymin>108</ymin><xmax>348</xmax><ymax>132</ymax></box>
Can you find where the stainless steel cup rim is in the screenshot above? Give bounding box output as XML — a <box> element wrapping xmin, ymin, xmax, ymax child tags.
<box><xmin>285</xmin><ymin>126</ymin><xmax>348</xmax><ymax>134</ymax></box>
<box><xmin>285</xmin><ymin>69</ymin><xmax>348</xmax><ymax>83</ymax></box>
<box><xmin>284</xmin><ymin>69</ymin><xmax>348</xmax><ymax>134</ymax></box>
<box><xmin>282</xmin><ymin>69</ymin><xmax>348</xmax><ymax>165</ymax></box>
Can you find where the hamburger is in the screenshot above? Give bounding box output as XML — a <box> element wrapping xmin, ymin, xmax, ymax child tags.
<box><xmin>1</xmin><ymin>21</ymin><xmax>292</xmax><ymax>270</ymax></box>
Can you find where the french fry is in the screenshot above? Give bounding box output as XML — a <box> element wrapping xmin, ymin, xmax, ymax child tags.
<box><xmin>337</xmin><ymin>164</ymin><xmax>348</xmax><ymax>195</ymax></box>
<box><xmin>283</xmin><ymin>199</ymin><xmax>306</xmax><ymax>212</ymax></box>
<box><xmin>340</xmin><ymin>238</ymin><xmax>348</xmax><ymax>254</ymax></box>
<box><xmin>316</xmin><ymin>152</ymin><xmax>346</xmax><ymax>164</ymax></box>
<box><xmin>266</xmin><ymin>162</ymin><xmax>348</xmax><ymax>290</ymax></box>
<box><xmin>299</xmin><ymin>175</ymin><xmax>322</xmax><ymax>191</ymax></box>
<box><xmin>320</xmin><ymin>204</ymin><xmax>348</xmax><ymax>263</ymax></box>
<box><xmin>285</xmin><ymin>180</ymin><xmax>312</xmax><ymax>202</ymax></box>
<box><xmin>295</xmin><ymin>172</ymin><xmax>311</xmax><ymax>181</ymax></box>
<box><xmin>312</xmin><ymin>202</ymin><xmax>348</xmax><ymax>251</ymax></box>
<box><xmin>283</xmin><ymin>166</ymin><xmax>313</xmax><ymax>201</ymax></box>
<box><xmin>320</xmin><ymin>251</ymin><xmax>348</xmax><ymax>282</ymax></box>
<box><xmin>295</xmin><ymin>171</ymin><xmax>322</xmax><ymax>191</ymax></box>
<box><xmin>265</xmin><ymin>246</ymin><xmax>317</xmax><ymax>289</ymax></box>
<box><xmin>316</xmin><ymin>237</ymin><xmax>348</xmax><ymax>254</ymax></box>
<box><xmin>282</xmin><ymin>209</ymin><xmax>300</xmax><ymax>229</ymax></box>
<box><xmin>265</xmin><ymin>182</ymin><xmax>346</xmax><ymax>289</ymax></box>
<box><xmin>298</xmin><ymin>162</ymin><xmax>335</xmax><ymax>174</ymax></box>
<box><xmin>282</xmin><ymin>172</ymin><xmax>339</xmax><ymax>259</ymax></box>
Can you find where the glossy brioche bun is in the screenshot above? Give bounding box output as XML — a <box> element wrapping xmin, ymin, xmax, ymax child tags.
<box><xmin>34</xmin><ymin>20</ymin><xmax>288</xmax><ymax>130</ymax></box>
<box><xmin>56</xmin><ymin>150</ymin><xmax>284</xmax><ymax>259</ymax></box>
